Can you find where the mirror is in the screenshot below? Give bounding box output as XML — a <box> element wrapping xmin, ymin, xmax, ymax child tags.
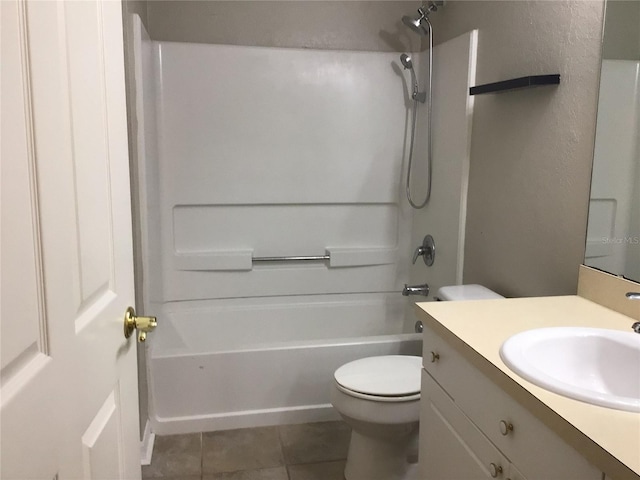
<box><xmin>585</xmin><ymin>0</ymin><xmax>640</xmax><ymax>282</ymax></box>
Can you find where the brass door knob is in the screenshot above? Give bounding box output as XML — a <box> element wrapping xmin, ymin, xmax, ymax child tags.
<box><xmin>124</xmin><ymin>306</ymin><xmax>157</xmax><ymax>342</ymax></box>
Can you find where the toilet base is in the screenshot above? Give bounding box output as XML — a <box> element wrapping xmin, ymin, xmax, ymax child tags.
<box><xmin>344</xmin><ymin>427</ymin><xmax>419</xmax><ymax>480</ymax></box>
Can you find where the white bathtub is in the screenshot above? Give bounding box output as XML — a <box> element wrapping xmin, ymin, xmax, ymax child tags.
<box><xmin>148</xmin><ymin>294</ymin><xmax>422</xmax><ymax>435</ymax></box>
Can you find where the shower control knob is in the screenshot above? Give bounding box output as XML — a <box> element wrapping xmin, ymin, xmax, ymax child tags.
<box><xmin>412</xmin><ymin>235</ymin><xmax>436</xmax><ymax>266</ymax></box>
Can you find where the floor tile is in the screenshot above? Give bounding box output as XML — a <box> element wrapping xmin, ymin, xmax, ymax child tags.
<box><xmin>202</xmin><ymin>426</ymin><xmax>284</xmax><ymax>474</ymax></box>
<box><xmin>279</xmin><ymin>421</ymin><xmax>351</xmax><ymax>465</ymax></box>
<box><xmin>144</xmin><ymin>477</ymin><xmax>201</xmax><ymax>480</ymax></box>
<box><xmin>142</xmin><ymin>433</ymin><xmax>202</xmax><ymax>478</ymax></box>
<box><xmin>287</xmin><ymin>461</ymin><xmax>346</xmax><ymax>480</ymax></box>
<box><xmin>203</xmin><ymin>466</ymin><xmax>288</xmax><ymax>480</ymax></box>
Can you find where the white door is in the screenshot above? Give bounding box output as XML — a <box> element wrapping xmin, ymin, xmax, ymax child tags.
<box><xmin>1</xmin><ymin>1</ymin><xmax>141</xmax><ymax>478</ymax></box>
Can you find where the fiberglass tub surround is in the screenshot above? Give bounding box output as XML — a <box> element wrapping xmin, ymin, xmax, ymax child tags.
<box><xmin>133</xmin><ymin>12</ymin><xmax>477</xmax><ymax>434</ymax></box>
<box><xmin>158</xmin><ymin>42</ymin><xmax>413</xmax><ymax>301</ymax></box>
<box><xmin>151</xmin><ymin>295</ymin><xmax>422</xmax><ymax>433</ymax></box>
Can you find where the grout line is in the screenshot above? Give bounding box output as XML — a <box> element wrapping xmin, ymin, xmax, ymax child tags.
<box><xmin>276</xmin><ymin>425</ymin><xmax>291</xmax><ymax>479</ymax></box>
<box><xmin>276</xmin><ymin>424</ymin><xmax>288</xmax><ymax>466</ymax></box>
<box><xmin>278</xmin><ymin>424</ymin><xmax>292</xmax><ymax>479</ymax></box>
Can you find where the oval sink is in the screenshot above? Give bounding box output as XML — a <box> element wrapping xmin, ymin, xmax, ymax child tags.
<box><xmin>500</xmin><ymin>327</ymin><xmax>640</xmax><ymax>412</ymax></box>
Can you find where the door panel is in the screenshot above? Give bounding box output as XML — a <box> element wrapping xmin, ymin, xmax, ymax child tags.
<box><xmin>65</xmin><ymin>0</ymin><xmax>113</xmax><ymax>307</ymax></box>
<box><xmin>1</xmin><ymin>1</ymin><xmax>140</xmax><ymax>478</ymax></box>
<box><xmin>1</xmin><ymin>2</ymin><xmax>59</xmax><ymax>478</ymax></box>
<box><xmin>0</xmin><ymin>0</ymin><xmax>48</xmax><ymax>381</ymax></box>
<box><xmin>81</xmin><ymin>389</ymin><xmax>124</xmax><ymax>480</ymax></box>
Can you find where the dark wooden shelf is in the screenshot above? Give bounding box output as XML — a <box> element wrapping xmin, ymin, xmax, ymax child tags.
<box><xmin>469</xmin><ymin>74</ymin><xmax>560</xmax><ymax>95</ymax></box>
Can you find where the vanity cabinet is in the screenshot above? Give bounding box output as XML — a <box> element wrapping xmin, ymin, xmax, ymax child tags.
<box><xmin>421</xmin><ymin>372</ymin><xmax>522</xmax><ymax>480</ymax></box>
<box><xmin>419</xmin><ymin>324</ymin><xmax>602</xmax><ymax>480</ymax></box>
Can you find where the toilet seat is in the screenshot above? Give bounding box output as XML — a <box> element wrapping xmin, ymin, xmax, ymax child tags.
<box><xmin>335</xmin><ymin>383</ymin><xmax>421</xmax><ymax>402</ymax></box>
<box><xmin>334</xmin><ymin>355</ymin><xmax>422</xmax><ymax>402</ymax></box>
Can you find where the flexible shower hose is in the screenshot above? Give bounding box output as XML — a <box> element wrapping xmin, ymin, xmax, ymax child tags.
<box><xmin>406</xmin><ymin>17</ymin><xmax>433</xmax><ymax>209</ymax></box>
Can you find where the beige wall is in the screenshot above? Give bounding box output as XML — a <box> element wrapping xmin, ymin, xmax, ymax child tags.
<box><xmin>430</xmin><ymin>1</ymin><xmax>605</xmax><ymax>297</ymax></box>
<box><xmin>146</xmin><ymin>0</ymin><xmax>422</xmax><ymax>52</ymax></box>
<box><xmin>602</xmin><ymin>0</ymin><xmax>640</xmax><ymax>60</ymax></box>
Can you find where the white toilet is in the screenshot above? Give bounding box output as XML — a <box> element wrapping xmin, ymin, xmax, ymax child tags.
<box><xmin>331</xmin><ymin>284</ymin><xmax>503</xmax><ymax>480</ymax></box>
<box><xmin>330</xmin><ymin>355</ymin><xmax>422</xmax><ymax>480</ymax></box>
<box><xmin>435</xmin><ymin>283</ymin><xmax>504</xmax><ymax>302</ymax></box>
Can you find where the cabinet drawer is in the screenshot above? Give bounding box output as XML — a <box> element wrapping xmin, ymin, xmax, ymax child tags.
<box><xmin>422</xmin><ymin>325</ymin><xmax>601</xmax><ymax>480</ymax></box>
<box><xmin>420</xmin><ymin>371</ymin><xmax>510</xmax><ymax>480</ymax></box>
<box><xmin>508</xmin><ymin>463</ymin><xmax>529</xmax><ymax>480</ymax></box>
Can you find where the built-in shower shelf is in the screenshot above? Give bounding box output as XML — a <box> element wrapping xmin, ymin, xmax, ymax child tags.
<box><xmin>469</xmin><ymin>74</ymin><xmax>560</xmax><ymax>95</ymax></box>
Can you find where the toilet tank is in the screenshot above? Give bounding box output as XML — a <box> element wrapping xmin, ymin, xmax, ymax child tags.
<box><xmin>436</xmin><ymin>284</ymin><xmax>504</xmax><ymax>301</ymax></box>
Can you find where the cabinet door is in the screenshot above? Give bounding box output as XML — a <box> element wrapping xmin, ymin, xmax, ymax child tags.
<box><xmin>420</xmin><ymin>371</ymin><xmax>509</xmax><ymax>480</ymax></box>
<box><xmin>507</xmin><ymin>463</ymin><xmax>528</xmax><ymax>480</ymax></box>
<box><xmin>422</xmin><ymin>324</ymin><xmax>603</xmax><ymax>480</ymax></box>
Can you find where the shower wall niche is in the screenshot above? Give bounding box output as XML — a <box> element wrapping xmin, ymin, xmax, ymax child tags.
<box><xmin>131</xmin><ymin>14</ymin><xmax>477</xmax><ymax>434</ymax></box>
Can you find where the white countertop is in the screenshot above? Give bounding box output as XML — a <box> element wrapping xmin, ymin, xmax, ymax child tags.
<box><xmin>415</xmin><ymin>295</ymin><xmax>640</xmax><ymax>480</ymax></box>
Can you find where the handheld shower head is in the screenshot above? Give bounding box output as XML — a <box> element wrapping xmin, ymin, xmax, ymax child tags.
<box><xmin>400</xmin><ymin>53</ymin><xmax>425</xmax><ymax>103</ymax></box>
<box><xmin>400</xmin><ymin>53</ymin><xmax>413</xmax><ymax>70</ymax></box>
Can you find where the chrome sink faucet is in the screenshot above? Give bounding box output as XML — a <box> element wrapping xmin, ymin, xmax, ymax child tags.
<box><xmin>627</xmin><ymin>292</ymin><xmax>640</xmax><ymax>333</ymax></box>
<box><xmin>402</xmin><ymin>283</ymin><xmax>430</xmax><ymax>296</ymax></box>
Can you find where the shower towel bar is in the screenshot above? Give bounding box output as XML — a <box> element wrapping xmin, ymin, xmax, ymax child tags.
<box><xmin>252</xmin><ymin>255</ymin><xmax>330</xmax><ymax>263</ymax></box>
<box><xmin>173</xmin><ymin>247</ymin><xmax>397</xmax><ymax>271</ymax></box>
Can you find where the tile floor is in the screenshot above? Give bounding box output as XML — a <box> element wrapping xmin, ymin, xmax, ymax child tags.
<box><xmin>142</xmin><ymin>421</ymin><xmax>351</xmax><ymax>480</ymax></box>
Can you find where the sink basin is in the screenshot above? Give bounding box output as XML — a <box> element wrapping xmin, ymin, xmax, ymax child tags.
<box><xmin>500</xmin><ymin>327</ymin><xmax>640</xmax><ymax>412</ymax></box>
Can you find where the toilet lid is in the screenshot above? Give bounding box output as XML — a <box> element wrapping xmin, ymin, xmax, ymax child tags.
<box><xmin>334</xmin><ymin>355</ymin><xmax>422</xmax><ymax>397</ymax></box>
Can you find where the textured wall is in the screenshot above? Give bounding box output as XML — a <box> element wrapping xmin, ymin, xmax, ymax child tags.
<box><xmin>146</xmin><ymin>0</ymin><xmax>422</xmax><ymax>52</ymax></box>
<box><xmin>602</xmin><ymin>0</ymin><xmax>640</xmax><ymax>60</ymax></box>
<box><xmin>430</xmin><ymin>1</ymin><xmax>605</xmax><ymax>297</ymax></box>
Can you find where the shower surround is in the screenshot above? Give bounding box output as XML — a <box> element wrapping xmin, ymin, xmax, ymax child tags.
<box><xmin>132</xmin><ymin>15</ymin><xmax>477</xmax><ymax>434</ymax></box>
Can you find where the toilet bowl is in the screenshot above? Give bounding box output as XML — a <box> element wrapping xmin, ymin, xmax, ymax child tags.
<box><xmin>330</xmin><ymin>355</ymin><xmax>422</xmax><ymax>480</ymax></box>
<box><xmin>331</xmin><ymin>284</ymin><xmax>504</xmax><ymax>480</ymax></box>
